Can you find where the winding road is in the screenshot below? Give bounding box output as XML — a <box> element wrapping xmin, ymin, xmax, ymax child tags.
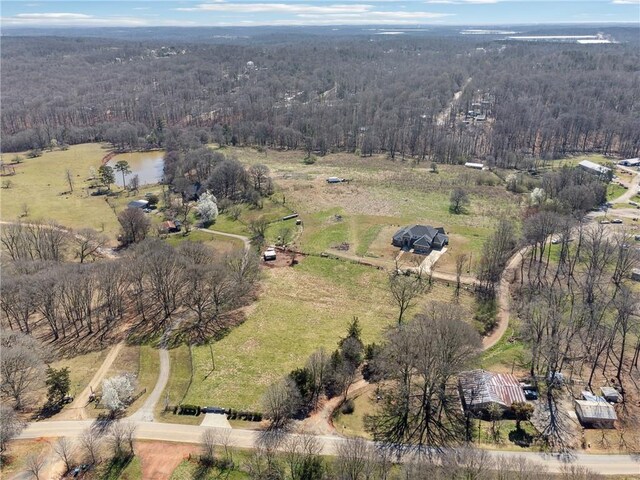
<box><xmin>12</xmin><ymin>166</ymin><xmax>640</xmax><ymax>477</ymax></box>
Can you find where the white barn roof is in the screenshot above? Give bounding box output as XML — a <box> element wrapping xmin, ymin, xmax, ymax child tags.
<box><xmin>578</xmin><ymin>160</ymin><xmax>610</xmax><ymax>175</ymax></box>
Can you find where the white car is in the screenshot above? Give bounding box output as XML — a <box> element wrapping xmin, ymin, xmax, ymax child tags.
<box><xmin>263</xmin><ymin>248</ymin><xmax>277</xmax><ymax>261</ymax></box>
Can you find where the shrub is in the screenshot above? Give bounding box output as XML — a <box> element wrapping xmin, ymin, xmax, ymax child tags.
<box><xmin>302</xmin><ymin>155</ymin><xmax>316</xmax><ymax>165</ymax></box>
<box><xmin>340</xmin><ymin>399</ymin><xmax>355</xmax><ymax>415</ymax></box>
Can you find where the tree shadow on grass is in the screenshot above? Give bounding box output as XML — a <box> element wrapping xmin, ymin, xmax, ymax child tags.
<box><xmin>508</xmin><ymin>428</ymin><xmax>534</xmax><ymax>448</ymax></box>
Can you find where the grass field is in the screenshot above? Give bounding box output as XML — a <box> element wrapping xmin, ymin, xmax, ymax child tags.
<box><xmin>607</xmin><ymin>183</ymin><xmax>627</xmax><ymax>201</ymax></box>
<box><xmin>210</xmin><ymin>146</ymin><xmax>522</xmax><ymax>269</ymax></box>
<box><xmin>171</xmin><ymin>458</ymin><xmax>250</xmax><ymax>479</ymax></box>
<box><xmin>155</xmin><ymin>345</ymin><xmax>200</xmax><ymax>425</ymax></box>
<box><xmin>165</xmin><ymin>229</ymin><xmax>245</xmax><ymax>254</ymax></box>
<box><xmin>333</xmin><ymin>387</ymin><xmax>380</xmax><ymax>439</ymax></box>
<box><xmin>98</xmin><ymin>345</ymin><xmax>160</xmax><ymax>415</ymax></box>
<box><xmin>48</xmin><ymin>349</ymin><xmax>110</xmax><ymax>399</ymax></box>
<box><xmin>185</xmin><ymin>256</ymin><xmax>476</xmax><ymax>411</ymax></box>
<box><xmin>0</xmin><ymin>144</ymin><xmax>167</xmax><ymax>239</ymax></box>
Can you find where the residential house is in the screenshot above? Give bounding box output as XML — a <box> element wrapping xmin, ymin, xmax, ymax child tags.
<box><xmin>458</xmin><ymin>370</ymin><xmax>527</xmax><ymax>414</ymax></box>
<box><xmin>392</xmin><ymin>225</ymin><xmax>448</xmax><ymax>254</ymax></box>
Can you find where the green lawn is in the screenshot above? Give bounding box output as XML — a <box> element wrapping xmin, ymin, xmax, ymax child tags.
<box><xmin>185</xmin><ymin>256</ymin><xmax>475</xmax><ymax>411</ymax></box>
<box><xmin>155</xmin><ymin>345</ymin><xmax>200</xmax><ymax>424</ymax></box>
<box><xmin>164</xmin><ymin>229</ymin><xmax>244</xmax><ymax>254</ymax></box>
<box><xmin>480</xmin><ymin>324</ymin><xmax>528</xmax><ymax>373</ymax></box>
<box><xmin>607</xmin><ymin>183</ymin><xmax>627</xmax><ymax>201</ymax></box>
<box><xmin>0</xmin><ymin>144</ymin><xmax>121</xmax><ymax>234</ymax></box>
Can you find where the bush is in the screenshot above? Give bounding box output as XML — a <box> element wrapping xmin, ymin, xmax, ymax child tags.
<box><xmin>475</xmin><ymin>298</ymin><xmax>498</xmax><ymax>335</ymax></box>
<box><xmin>302</xmin><ymin>155</ymin><xmax>316</xmax><ymax>165</ymax></box>
<box><xmin>340</xmin><ymin>399</ymin><xmax>355</xmax><ymax>415</ymax></box>
<box><xmin>178</xmin><ymin>404</ymin><xmax>201</xmax><ymax>416</ymax></box>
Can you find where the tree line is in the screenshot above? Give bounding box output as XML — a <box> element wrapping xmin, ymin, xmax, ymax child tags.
<box><xmin>2</xmin><ymin>33</ymin><xmax>638</xmax><ymax>164</ymax></box>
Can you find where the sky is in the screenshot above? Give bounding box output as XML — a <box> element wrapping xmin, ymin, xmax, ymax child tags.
<box><xmin>1</xmin><ymin>0</ymin><xmax>639</xmax><ymax>27</ymax></box>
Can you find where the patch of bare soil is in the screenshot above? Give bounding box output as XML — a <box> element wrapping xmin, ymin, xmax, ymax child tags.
<box><xmin>136</xmin><ymin>441</ymin><xmax>198</xmax><ymax>480</ymax></box>
<box><xmin>298</xmin><ymin>378</ymin><xmax>369</xmax><ymax>436</ymax></box>
<box><xmin>261</xmin><ymin>249</ymin><xmax>303</xmax><ymax>269</ymax></box>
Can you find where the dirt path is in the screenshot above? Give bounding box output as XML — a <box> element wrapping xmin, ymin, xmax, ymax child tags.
<box><xmin>197</xmin><ymin>227</ymin><xmax>251</xmax><ymax>252</ymax></box>
<box><xmin>436</xmin><ymin>77</ymin><xmax>472</xmax><ymax>126</ymax></box>
<box><xmin>612</xmin><ymin>165</ymin><xmax>640</xmax><ymax>204</ymax></box>
<box><xmin>53</xmin><ymin>342</ymin><xmax>124</xmax><ymax>420</ymax></box>
<box><xmin>300</xmin><ymin>379</ymin><xmax>369</xmax><ymax>436</ymax></box>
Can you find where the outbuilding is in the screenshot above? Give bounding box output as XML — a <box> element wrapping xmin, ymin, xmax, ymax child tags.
<box><xmin>619</xmin><ymin>158</ymin><xmax>640</xmax><ymax>167</ymax></box>
<box><xmin>464</xmin><ymin>162</ymin><xmax>484</xmax><ymax>170</ymax></box>
<box><xmin>578</xmin><ymin>160</ymin><xmax>611</xmax><ymax>178</ymax></box>
<box><xmin>600</xmin><ymin>387</ymin><xmax>621</xmax><ymax>403</ymax></box>
<box><xmin>127</xmin><ymin>199</ymin><xmax>149</xmax><ymax>209</ymax></box>
<box><xmin>574</xmin><ymin>399</ymin><xmax>617</xmax><ymax>428</ymax></box>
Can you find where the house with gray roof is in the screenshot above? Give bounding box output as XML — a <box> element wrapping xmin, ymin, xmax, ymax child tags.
<box><xmin>392</xmin><ymin>224</ymin><xmax>448</xmax><ymax>254</ymax></box>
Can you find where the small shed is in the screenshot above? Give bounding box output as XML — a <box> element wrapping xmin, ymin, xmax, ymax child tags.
<box><xmin>574</xmin><ymin>399</ymin><xmax>617</xmax><ymax>428</ymax></box>
<box><xmin>631</xmin><ymin>269</ymin><xmax>640</xmax><ymax>282</ymax></box>
<box><xmin>326</xmin><ymin>177</ymin><xmax>344</xmax><ymax>184</ymax></box>
<box><xmin>128</xmin><ymin>199</ymin><xmax>149</xmax><ymax>209</ymax></box>
<box><xmin>464</xmin><ymin>162</ymin><xmax>484</xmax><ymax>170</ymax></box>
<box><xmin>160</xmin><ymin>220</ymin><xmax>181</xmax><ymax>233</ymax></box>
<box><xmin>600</xmin><ymin>387</ymin><xmax>621</xmax><ymax>403</ymax></box>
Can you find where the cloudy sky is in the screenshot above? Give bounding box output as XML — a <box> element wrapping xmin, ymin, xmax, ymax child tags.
<box><xmin>1</xmin><ymin>0</ymin><xmax>639</xmax><ymax>27</ymax></box>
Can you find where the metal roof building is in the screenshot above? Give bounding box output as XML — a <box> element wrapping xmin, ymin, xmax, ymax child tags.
<box><xmin>575</xmin><ymin>399</ymin><xmax>617</xmax><ymax>428</ymax></box>
<box><xmin>578</xmin><ymin>160</ymin><xmax>611</xmax><ymax>177</ymax></box>
<box><xmin>458</xmin><ymin>370</ymin><xmax>526</xmax><ymax>412</ymax></box>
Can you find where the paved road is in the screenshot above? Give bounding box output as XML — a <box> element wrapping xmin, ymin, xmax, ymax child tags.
<box><xmin>18</xmin><ymin>420</ymin><xmax>640</xmax><ymax>475</ymax></box>
<box><xmin>129</xmin><ymin>348</ymin><xmax>169</xmax><ymax>423</ymax></box>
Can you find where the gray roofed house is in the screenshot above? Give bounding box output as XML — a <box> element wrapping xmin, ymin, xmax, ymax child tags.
<box><xmin>392</xmin><ymin>224</ymin><xmax>448</xmax><ymax>254</ymax></box>
<box><xmin>458</xmin><ymin>370</ymin><xmax>527</xmax><ymax>413</ymax></box>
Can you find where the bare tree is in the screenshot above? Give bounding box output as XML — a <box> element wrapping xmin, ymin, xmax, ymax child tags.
<box><xmin>0</xmin><ymin>404</ymin><xmax>25</xmax><ymax>453</ymax></box>
<box><xmin>24</xmin><ymin>451</ymin><xmax>46</xmax><ymax>480</ymax></box>
<box><xmin>80</xmin><ymin>427</ymin><xmax>102</xmax><ymax>465</ymax></box>
<box><xmin>449</xmin><ymin>188</ymin><xmax>470</xmax><ymax>214</ymax></box>
<box><xmin>0</xmin><ymin>330</ymin><xmax>47</xmax><ymax>410</ymax></box>
<box><xmin>283</xmin><ymin>433</ymin><xmax>323</xmax><ymax>480</ymax></box>
<box><xmin>455</xmin><ymin>253</ymin><xmax>468</xmax><ymax>295</ymax></box>
<box><xmin>249</xmin><ymin>216</ymin><xmax>270</xmax><ymax>247</ymax></box>
<box><xmin>334</xmin><ymin>437</ymin><xmax>368</xmax><ymax>480</ymax></box>
<box><xmin>200</xmin><ymin>428</ymin><xmax>217</xmax><ymax>466</ymax></box>
<box><xmin>65</xmin><ymin>168</ymin><xmax>74</xmax><ymax>193</ymax></box>
<box><xmin>73</xmin><ymin>228</ymin><xmax>108</xmax><ymax>263</ymax></box>
<box><xmin>109</xmin><ymin>421</ymin><xmax>136</xmax><ymax>459</ymax></box>
<box><xmin>368</xmin><ymin>302</ymin><xmax>482</xmax><ymax>453</ymax></box>
<box><xmin>262</xmin><ymin>377</ymin><xmax>301</xmax><ymax>430</ymax></box>
<box><xmin>53</xmin><ymin>437</ymin><xmax>76</xmax><ymax>473</ymax></box>
<box><xmin>388</xmin><ymin>272</ymin><xmax>424</xmax><ymax>325</ymax></box>
<box><xmin>117</xmin><ymin>208</ymin><xmax>151</xmax><ymax>246</ymax></box>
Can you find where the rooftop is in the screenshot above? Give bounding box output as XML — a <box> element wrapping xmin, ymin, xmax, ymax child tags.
<box><xmin>459</xmin><ymin>370</ymin><xmax>526</xmax><ymax>409</ymax></box>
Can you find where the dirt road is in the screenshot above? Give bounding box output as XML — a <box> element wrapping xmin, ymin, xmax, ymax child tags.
<box><xmin>55</xmin><ymin>342</ymin><xmax>125</xmax><ymax>421</ymax></box>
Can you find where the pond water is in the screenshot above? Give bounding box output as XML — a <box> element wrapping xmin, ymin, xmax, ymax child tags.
<box><xmin>107</xmin><ymin>151</ymin><xmax>164</xmax><ymax>187</ymax></box>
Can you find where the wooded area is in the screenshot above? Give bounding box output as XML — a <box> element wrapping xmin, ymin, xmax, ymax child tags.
<box><xmin>2</xmin><ymin>29</ymin><xmax>639</xmax><ymax>164</ymax></box>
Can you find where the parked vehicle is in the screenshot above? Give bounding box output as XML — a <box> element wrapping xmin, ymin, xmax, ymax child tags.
<box><xmin>263</xmin><ymin>247</ymin><xmax>277</xmax><ymax>261</ymax></box>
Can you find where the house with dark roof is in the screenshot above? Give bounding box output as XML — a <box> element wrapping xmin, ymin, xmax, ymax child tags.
<box><xmin>458</xmin><ymin>370</ymin><xmax>527</xmax><ymax>414</ymax></box>
<box><xmin>392</xmin><ymin>225</ymin><xmax>449</xmax><ymax>254</ymax></box>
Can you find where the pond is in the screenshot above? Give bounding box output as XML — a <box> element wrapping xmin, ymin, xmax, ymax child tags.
<box><xmin>107</xmin><ymin>151</ymin><xmax>164</xmax><ymax>187</ymax></box>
